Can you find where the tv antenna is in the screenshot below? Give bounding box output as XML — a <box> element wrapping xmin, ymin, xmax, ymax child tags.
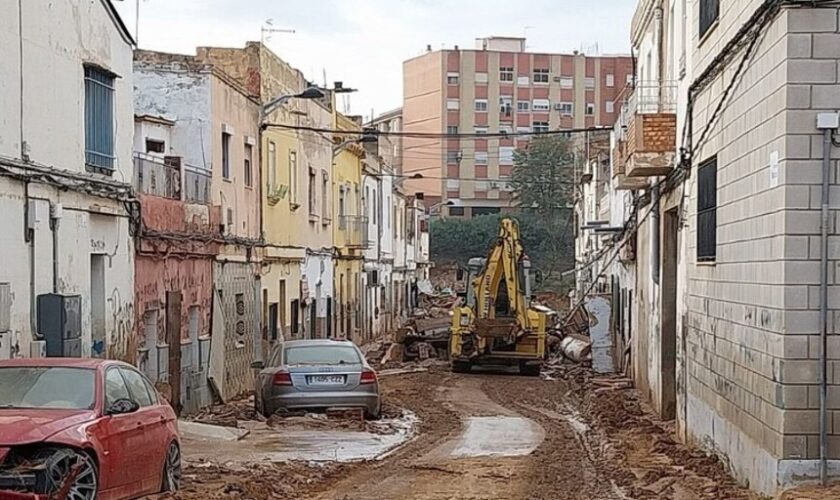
<box><xmin>261</xmin><ymin>19</ymin><xmax>295</xmax><ymax>44</ymax></box>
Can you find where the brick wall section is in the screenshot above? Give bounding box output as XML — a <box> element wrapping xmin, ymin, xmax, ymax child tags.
<box><xmin>639</xmin><ymin>114</ymin><xmax>677</xmax><ymax>152</ymax></box>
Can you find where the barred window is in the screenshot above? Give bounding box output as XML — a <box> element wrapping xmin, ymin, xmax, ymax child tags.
<box><xmin>84</xmin><ymin>66</ymin><xmax>115</xmax><ymax>172</ymax></box>
<box><xmin>697</xmin><ymin>156</ymin><xmax>717</xmax><ymax>261</ymax></box>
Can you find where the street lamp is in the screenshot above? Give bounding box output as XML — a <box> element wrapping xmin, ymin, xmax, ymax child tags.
<box><xmin>261</xmin><ymin>86</ymin><xmax>325</xmax><ymax>120</ymax></box>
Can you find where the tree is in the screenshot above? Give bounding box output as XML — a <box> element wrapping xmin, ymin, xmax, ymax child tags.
<box><xmin>509</xmin><ymin>135</ymin><xmax>578</xmax><ymax>281</ymax></box>
<box><xmin>510</xmin><ymin>135</ymin><xmax>575</xmax><ymax>213</ymax></box>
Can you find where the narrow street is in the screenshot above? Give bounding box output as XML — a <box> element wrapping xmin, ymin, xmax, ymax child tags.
<box><xmin>165</xmin><ymin>366</ymin><xmax>762</xmax><ymax>500</ymax></box>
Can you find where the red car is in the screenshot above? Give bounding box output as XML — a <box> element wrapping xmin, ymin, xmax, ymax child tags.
<box><xmin>0</xmin><ymin>358</ymin><xmax>180</xmax><ymax>499</ymax></box>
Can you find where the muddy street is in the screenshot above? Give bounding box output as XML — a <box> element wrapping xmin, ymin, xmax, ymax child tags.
<box><xmin>162</xmin><ymin>366</ymin><xmax>766</xmax><ymax>500</ymax></box>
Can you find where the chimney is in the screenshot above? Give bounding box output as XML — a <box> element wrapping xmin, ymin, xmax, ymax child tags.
<box><xmin>426</xmin><ymin>44</ymin><xmax>432</xmax><ymax>52</ymax></box>
<box><xmin>454</xmin><ymin>44</ymin><xmax>459</xmax><ymax>51</ymax></box>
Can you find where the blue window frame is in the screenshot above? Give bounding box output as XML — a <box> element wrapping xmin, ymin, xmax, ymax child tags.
<box><xmin>84</xmin><ymin>66</ymin><xmax>115</xmax><ymax>172</ymax></box>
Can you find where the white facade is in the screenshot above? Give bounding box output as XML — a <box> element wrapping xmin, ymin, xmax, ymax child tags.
<box><xmin>0</xmin><ymin>0</ymin><xmax>135</xmax><ymax>360</ymax></box>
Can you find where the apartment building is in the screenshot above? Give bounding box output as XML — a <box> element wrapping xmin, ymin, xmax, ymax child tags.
<box><xmin>403</xmin><ymin>36</ymin><xmax>633</xmax><ymax>217</ymax></box>
<box><xmin>577</xmin><ymin>0</ymin><xmax>840</xmax><ymax>494</ymax></box>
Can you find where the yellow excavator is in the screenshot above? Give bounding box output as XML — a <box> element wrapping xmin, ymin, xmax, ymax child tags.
<box><xmin>449</xmin><ymin>217</ymin><xmax>548</xmax><ymax>376</ymax></box>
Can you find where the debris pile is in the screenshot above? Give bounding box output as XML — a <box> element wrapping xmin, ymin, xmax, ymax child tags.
<box><xmin>186</xmin><ymin>396</ymin><xmax>264</xmax><ymax>427</ymax></box>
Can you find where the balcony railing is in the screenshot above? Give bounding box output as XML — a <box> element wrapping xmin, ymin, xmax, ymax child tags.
<box><xmin>626</xmin><ymin>81</ymin><xmax>677</xmax><ymax>115</ymax></box>
<box><xmin>134</xmin><ymin>153</ymin><xmax>211</xmax><ymax>204</ymax></box>
<box><xmin>339</xmin><ymin>215</ymin><xmax>369</xmax><ymax>248</ymax></box>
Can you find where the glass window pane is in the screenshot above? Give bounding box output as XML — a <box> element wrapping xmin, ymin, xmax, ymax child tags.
<box><xmin>120</xmin><ymin>368</ymin><xmax>154</xmax><ymax>407</ymax></box>
<box><xmin>105</xmin><ymin>368</ymin><xmax>131</xmax><ymax>406</ymax></box>
<box><xmin>284</xmin><ymin>345</ymin><xmax>361</xmax><ymax>365</ymax></box>
<box><xmin>0</xmin><ymin>367</ymin><xmax>95</xmax><ymax>410</ymax></box>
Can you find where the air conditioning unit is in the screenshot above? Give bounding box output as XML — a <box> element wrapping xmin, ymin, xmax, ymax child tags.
<box><xmin>489</xmin><ymin>181</ymin><xmax>500</xmax><ymax>190</ymax></box>
<box><xmin>553</xmin><ymin>103</ymin><xmax>564</xmax><ymax>111</ymax></box>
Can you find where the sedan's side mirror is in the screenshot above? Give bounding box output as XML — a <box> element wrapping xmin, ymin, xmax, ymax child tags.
<box><xmin>106</xmin><ymin>398</ymin><xmax>139</xmax><ymax>416</ymax></box>
<box><xmin>250</xmin><ymin>361</ymin><xmax>265</xmax><ymax>370</ymax></box>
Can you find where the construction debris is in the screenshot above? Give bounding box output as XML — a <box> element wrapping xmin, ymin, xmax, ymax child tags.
<box><xmin>559</xmin><ymin>334</ymin><xmax>592</xmax><ymax>363</ymax></box>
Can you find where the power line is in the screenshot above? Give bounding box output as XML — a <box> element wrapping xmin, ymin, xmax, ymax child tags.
<box><xmin>263</xmin><ymin>122</ymin><xmax>612</xmax><ymax>139</ymax></box>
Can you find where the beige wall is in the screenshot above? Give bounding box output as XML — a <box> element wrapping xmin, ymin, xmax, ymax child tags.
<box><xmin>403</xmin><ymin>52</ymin><xmax>444</xmax><ymax>197</ymax></box>
<box><xmin>210</xmin><ymin>72</ymin><xmax>261</xmax><ymax>242</ymax></box>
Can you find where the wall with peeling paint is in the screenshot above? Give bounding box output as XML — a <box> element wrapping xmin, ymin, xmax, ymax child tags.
<box><xmin>0</xmin><ymin>0</ymin><xmax>134</xmax><ymax>360</ymax></box>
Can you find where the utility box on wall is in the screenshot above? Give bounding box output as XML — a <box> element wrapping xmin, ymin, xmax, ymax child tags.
<box><xmin>37</xmin><ymin>294</ymin><xmax>82</xmax><ymax>357</ymax></box>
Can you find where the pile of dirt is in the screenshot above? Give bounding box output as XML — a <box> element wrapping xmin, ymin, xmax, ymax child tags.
<box><xmin>185</xmin><ymin>396</ymin><xmax>262</xmax><ymax>427</ymax></box>
<box><xmin>156</xmin><ymin>461</ymin><xmax>346</xmax><ymax>500</ymax></box>
<box><xmin>780</xmin><ymin>484</ymin><xmax>840</xmax><ymax>499</ymax></box>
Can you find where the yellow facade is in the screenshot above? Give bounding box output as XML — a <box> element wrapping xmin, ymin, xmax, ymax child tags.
<box><xmin>332</xmin><ymin>113</ymin><xmax>365</xmax><ymax>340</ymax></box>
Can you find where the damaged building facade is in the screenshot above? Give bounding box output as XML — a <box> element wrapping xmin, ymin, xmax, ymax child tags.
<box><xmin>0</xmin><ymin>0</ymin><xmax>136</xmax><ymax>361</ymax></box>
<box><xmin>576</xmin><ymin>0</ymin><xmax>840</xmax><ymax>493</ymax></box>
<box><xmin>133</xmin><ymin>50</ymin><xmax>262</xmax><ymax>406</ymax></box>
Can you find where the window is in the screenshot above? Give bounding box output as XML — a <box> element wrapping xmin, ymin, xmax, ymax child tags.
<box><xmin>120</xmin><ymin>368</ymin><xmax>154</xmax><ymax>407</ymax></box>
<box><xmin>475</xmin><ymin>152</ymin><xmax>488</xmax><ymax>165</ymax></box>
<box><xmin>0</xmin><ymin>367</ymin><xmax>94</xmax><ymax>410</ymax></box>
<box><xmin>586</xmin><ymin>103</ymin><xmax>595</xmax><ymax>115</ymax></box>
<box><xmin>516</xmin><ymin>126</ymin><xmax>532</xmax><ymax>133</ymax></box>
<box><xmin>104</xmin><ymin>368</ymin><xmax>130</xmax><ymax>407</ymax></box>
<box><xmin>142</xmin><ymin>377</ymin><xmax>158</xmax><ymax>404</ymax></box>
<box><xmin>267</xmin><ymin>141</ymin><xmax>276</xmax><ymax>189</ymax></box>
<box><xmin>285</xmin><ymin>345</ymin><xmax>361</xmax><ymax>365</ymax></box>
<box><xmin>532</xmin><ymin>99</ymin><xmax>550</xmax><ymax>111</ymax></box>
<box><xmin>244</xmin><ymin>143</ymin><xmax>253</xmax><ymax>187</ymax></box>
<box><xmin>474</xmin><ymin>99</ymin><xmax>488</xmax><ymax>112</ymax></box>
<box><xmin>499</xmin><ymin>146</ymin><xmax>515</xmax><ymax>165</ymax></box>
<box><xmin>556</xmin><ymin>102</ymin><xmax>574</xmax><ymax>115</ymax></box>
<box><xmin>448</xmin><ymin>206</ymin><xmax>465</xmax><ymax>216</ymax></box>
<box><xmin>447</xmin><ymin>125</ymin><xmax>459</xmax><ymax>135</ymax></box>
<box><xmin>533</xmin><ymin>68</ymin><xmax>549</xmax><ymax>83</ymax></box>
<box><xmin>226</xmin><ymin>207</ymin><xmax>234</xmax><ymax>234</ymax></box>
<box><xmin>473</xmin><ymin>207</ymin><xmax>501</xmax><ymax>216</ymax></box>
<box><xmin>559</xmin><ymin>76</ymin><xmax>574</xmax><ymax>89</ymax></box>
<box><xmin>517</xmin><ymin>101</ymin><xmax>530</xmax><ymax>112</ymax></box>
<box><xmin>606</xmin><ymin>74</ymin><xmax>615</xmax><ymax>87</ymax></box>
<box><xmin>289</xmin><ymin>150</ymin><xmax>298</xmax><ymax>206</ymax></box>
<box><xmin>499</xmin><ymin>123</ymin><xmax>513</xmax><ymax>134</ymax></box>
<box><xmin>474</xmin><ymin>126</ymin><xmax>488</xmax><ymax>135</ymax></box>
<box><xmin>221</xmin><ymin>132</ymin><xmax>231</xmax><ymax>179</ymax></box>
<box><xmin>308</xmin><ymin>166</ymin><xmax>317</xmax><ymax>215</ymax></box>
<box><xmin>290</xmin><ymin>299</ymin><xmax>300</xmax><ymax>335</ymax></box>
<box><xmin>447</xmin><ymin>72</ymin><xmax>459</xmax><ymax>85</ymax></box>
<box><xmin>697</xmin><ymin>156</ymin><xmax>717</xmax><ymax>261</ymax></box>
<box><xmin>322</xmin><ymin>171</ymin><xmax>329</xmax><ymax>221</ymax></box>
<box><xmin>499</xmin><ymin>95</ymin><xmax>513</xmax><ymax>114</ymax></box>
<box><xmin>372</xmin><ymin>188</ymin><xmax>377</xmax><ymax>224</ymax></box>
<box><xmin>700</xmin><ymin>0</ymin><xmax>720</xmax><ymax>39</ymax></box>
<box><xmin>606</xmin><ymin>101</ymin><xmax>615</xmax><ymax>113</ymax></box>
<box><xmin>447</xmin><ymin>99</ymin><xmax>460</xmax><ymax>110</ymax></box>
<box><xmin>188</xmin><ymin>305</ymin><xmax>200</xmax><ymax>341</ymax></box>
<box><xmin>500</xmin><ymin>67</ymin><xmax>514</xmax><ymax>82</ymax></box>
<box><xmin>145</xmin><ymin>139</ymin><xmax>165</xmax><ymax>154</ymax></box>
<box><xmin>84</xmin><ymin>66</ymin><xmax>115</xmax><ymax>172</ymax></box>
<box><xmin>475</xmin><ymin>72</ymin><xmax>489</xmax><ymax>83</ymax></box>
<box><xmin>533</xmin><ymin>121</ymin><xmax>549</xmax><ymax>133</ymax></box>
<box><xmin>447</xmin><ymin>150</ymin><xmax>460</xmax><ymax>163</ymax></box>
<box><xmin>584</xmin><ymin>77</ymin><xmax>596</xmax><ymax>89</ymax></box>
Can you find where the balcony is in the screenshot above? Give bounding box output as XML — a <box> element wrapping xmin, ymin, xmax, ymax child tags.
<box><xmin>621</xmin><ymin>81</ymin><xmax>677</xmax><ymax>177</ymax></box>
<box><xmin>338</xmin><ymin>215</ymin><xmax>370</xmax><ymax>249</ymax></box>
<box><xmin>134</xmin><ymin>153</ymin><xmax>211</xmax><ymax>204</ymax></box>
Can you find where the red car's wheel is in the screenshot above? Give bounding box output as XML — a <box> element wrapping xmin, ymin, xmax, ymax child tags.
<box><xmin>161</xmin><ymin>442</ymin><xmax>182</xmax><ymax>492</ymax></box>
<box><xmin>33</xmin><ymin>448</ymin><xmax>98</xmax><ymax>500</ymax></box>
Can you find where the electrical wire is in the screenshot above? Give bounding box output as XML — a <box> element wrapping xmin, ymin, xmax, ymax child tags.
<box><xmin>263</xmin><ymin>122</ymin><xmax>612</xmax><ymax>139</ymax></box>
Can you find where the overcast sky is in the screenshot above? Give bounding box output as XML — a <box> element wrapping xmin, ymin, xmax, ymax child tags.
<box><xmin>114</xmin><ymin>0</ymin><xmax>634</xmax><ymax>121</ymax></box>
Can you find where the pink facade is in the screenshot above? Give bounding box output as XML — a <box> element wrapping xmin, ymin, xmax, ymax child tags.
<box><xmin>135</xmin><ymin>195</ymin><xmax>219</xmax><ymax>348</ymax></box>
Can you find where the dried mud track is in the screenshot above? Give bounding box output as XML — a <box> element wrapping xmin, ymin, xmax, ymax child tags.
<box><xmin>309</xmin><ymin>369</ymin><xmax>627</xmax><ymax>500</ymax></box>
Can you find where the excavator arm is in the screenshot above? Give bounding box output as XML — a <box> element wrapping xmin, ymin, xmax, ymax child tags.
<box><xmin>472</xmin><ymin>218</ymin><xmax>531</xmax><ymax>330</ymax></box>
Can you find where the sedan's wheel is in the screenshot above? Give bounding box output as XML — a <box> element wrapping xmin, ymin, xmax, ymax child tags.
<box><xmin>35</xmin><ymin>448</ymin><xmax>97</xmax><ymax>500</ymax></box>
<box><xmin>162</xmin><ymin>442</ymin><xmax>182</xmax><ymax>492</ymax></box>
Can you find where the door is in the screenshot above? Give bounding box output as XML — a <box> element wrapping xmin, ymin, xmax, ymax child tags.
<box><xmin>166</xmin><ymin>291</ymin><xmax>182</xmax><ymax>415</ymax></box>
<box><xmin>661</xmin><ymin>209</ymin><xmax>679</xmax><ymax>420</ymax></box>
<box><xmin>279</xmin><ymin>280</ymin><xmax>287</xmax><ymax>338</ymax></box>
<box><xmin>90</xmin><ymin>255</ymin><xmax>106</xmax><ymax>357</ymax></box>
<box><xmin>119</xmin><ymin>366</ymin><xmax>167</xmax><ymax>493</ymax></box>
<box><xmin>100</xmin><ymin>367</ymin><xmax>145</xmax><ymax>494</ymax></box>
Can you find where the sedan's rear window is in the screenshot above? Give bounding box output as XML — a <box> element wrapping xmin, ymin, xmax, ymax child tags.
<box><xmin>284</xmin><ymin>346</ymin><xmax>361</xmax><ymax>365</ymax></box>
<box><xmin>0</xmin><ymin>367</ymin><xmax>95</xmax><ymax>410</ymax></box>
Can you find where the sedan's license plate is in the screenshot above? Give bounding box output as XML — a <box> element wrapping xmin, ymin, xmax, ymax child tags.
<box><xmin>309</xmin><ymin>375</ymin><xmax>344</xmax><ymax>384</ymax></box>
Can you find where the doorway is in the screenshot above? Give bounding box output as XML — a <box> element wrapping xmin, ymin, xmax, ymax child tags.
<box><xmin>90</xmin><ymin>255</ymin><xmax>106</xmax><ymax>357</ymax></box>
<box><xmin>661</xmin><ymin>208</ymin><xmax>679</xmax><ymax>419</ymax></box>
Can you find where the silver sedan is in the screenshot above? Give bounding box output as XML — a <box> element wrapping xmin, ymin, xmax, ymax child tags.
<box><xmin>252</xmin><ymin>339</ymin><xmax>381</xmax><ymax>418</ymax></box>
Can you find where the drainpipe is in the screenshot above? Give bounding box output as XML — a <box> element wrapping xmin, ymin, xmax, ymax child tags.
<box><xmin>49</xmin><ymin>203</ymin><xmax>61</xmax><ymax>293</ymax></box>
<box><xmin>24</xmin><ymin>183</ymin><xmax>36</xmax><ymax>338</ymax></box>
<box><xmin>651</xmin><ymin>184</ymin><xmax>660</xmax><ymax>285</ymax></box>
<box><xmin>817</xmin><ymin>114</ymin><xmax>837</xmax><ymax>485</ymax></box>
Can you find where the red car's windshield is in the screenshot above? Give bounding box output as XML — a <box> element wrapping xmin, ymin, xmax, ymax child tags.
<box><xmin>0</xmin><ymin>367</ymin><xmax>95</xmax><ymax>410</ymax></box>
